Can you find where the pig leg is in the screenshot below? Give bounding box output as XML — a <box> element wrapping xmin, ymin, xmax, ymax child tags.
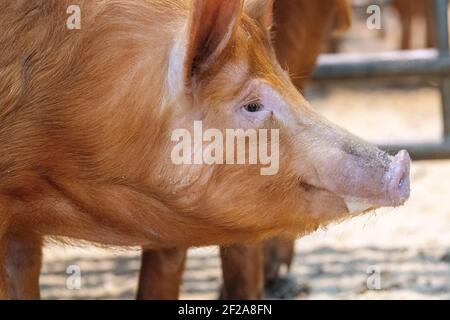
<box><xmin>397</xmin><ymin>3</ymin><xmax>413</xmax><ymax>50</ymax></box>
<box><xmin>425</xmin><ymin>0</ymin><xmax>436</xmax><ymax>49</ymax></box>
<box><xmin>263</xmin><ymin>237</ymin><xmax>306</xmax><ymax>299</ymax></box>
<box><xmin>0</xmin><ymin>233</ymin><xmax>7</xmax><ymax>299</ymax></box>
<box><xmin>136</xmin><ymin>247</ymin><xmax>187</xmax><ymax>300</ymax></box>
<box><xmin>400</xmin><ymin>16</ymin><xmax>412</xmax><ymax>50</ymax></box>
<box><xmin>263</xmin><ymin>237</ymin><xmax>295</xmax><ymax>284</ymax></box>
<box><xmin>220</xmin><ymin>239</ymin><xmax>297</xmax><ymax>300</ymax></box>
<box><xmin>219</xmin><ymin>244</ymin><xmax>264</xmax><ymax>300</ymax></box>
<box><xmin>0</xmin><ymin>232</ymin><xmax>42</xmax><ymax>300</ymax></box>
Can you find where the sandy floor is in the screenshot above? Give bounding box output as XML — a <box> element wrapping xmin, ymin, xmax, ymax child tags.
<box><xmin>40</xmin><ymin>3</ymin><xmax>450</xmax><ymax>300</ymax></box>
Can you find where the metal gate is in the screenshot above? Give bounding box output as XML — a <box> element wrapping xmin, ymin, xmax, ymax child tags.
<box><xmin>312</xmin><ymin>0</ymin><xmax>450</xmax><ymax>160</ymax></box>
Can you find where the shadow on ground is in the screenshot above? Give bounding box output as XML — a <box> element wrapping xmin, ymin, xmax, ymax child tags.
<box><xmin>40</xmin><ymin>245</ymin><xmax>450</xmax><ymax>300</ymax></box>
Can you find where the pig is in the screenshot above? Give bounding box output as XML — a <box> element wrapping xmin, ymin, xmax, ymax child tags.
<box><xmin>392</xmin><ymin>0</ymin><xmax>436</xmax><ymax>50</ymax></box>
<box><xmin>138</xmin><ymin>0</ymin><xmax>353</xmax><ymax>300</ymax></box>
<box><xmin>0</xmin><ymin>0</ymin><xmax>410</xmax><ymax>299</ymax></box>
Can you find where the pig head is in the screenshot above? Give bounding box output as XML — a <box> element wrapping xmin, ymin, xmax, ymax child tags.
<box><xmin>0</xmin><ymin>0</ymin><xmax>410</xmax><ymax>249</ymax></box>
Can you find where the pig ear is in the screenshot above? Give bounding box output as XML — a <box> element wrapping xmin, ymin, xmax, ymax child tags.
<box><xmin>184</xmin><ymin>0</ymin><xmax>243</xmax><ymax>83</ymax></box>
<box><xmin>245</xmin><ymin>0</ymin><xmax>274</xmax><ymax>31</ymax></box>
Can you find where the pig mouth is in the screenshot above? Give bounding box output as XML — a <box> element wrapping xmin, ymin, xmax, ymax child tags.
<box><xmin>299</xmin><ymin>180</ymin><xmax>376</xmax><ymax>214</ymax></box>
<box><xmin>298</xmin><ymin>181</ymin><xmax>322</xmax><ymax>193</ymax></box>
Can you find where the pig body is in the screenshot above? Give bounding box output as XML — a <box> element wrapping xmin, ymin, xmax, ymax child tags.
<box><xmin>0</xmin><ymin>0</ymin><xmax>410</xmax><ymax>299</ymax></box>
<box><xmin>392</xmin><ymin>0</ymin><xmax>436</xmax><ymax>50</ymax></box>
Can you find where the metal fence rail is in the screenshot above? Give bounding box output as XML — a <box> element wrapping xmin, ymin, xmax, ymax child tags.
<box><xmin>312</xmin><ymin>0</ymin><xmax>450</xmax><ymax>160</ymax></box>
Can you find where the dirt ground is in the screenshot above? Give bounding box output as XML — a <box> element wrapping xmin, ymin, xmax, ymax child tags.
<box><xmin>40</xmin><ymin>3</ymin><xmax>450</xmax><ymax>299</ymax></box>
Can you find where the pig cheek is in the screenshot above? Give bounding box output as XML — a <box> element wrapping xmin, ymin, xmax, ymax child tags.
<box><xmin>298</xmin><ymin>186</ymin><xmax>349</xmax><ymax>220</ymax></box>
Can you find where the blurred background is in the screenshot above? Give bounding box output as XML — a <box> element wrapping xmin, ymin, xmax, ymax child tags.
<box><xmin>41</xmin><ymin>0</ymin><xmax>450</xmax><ymax>299</ymax></box>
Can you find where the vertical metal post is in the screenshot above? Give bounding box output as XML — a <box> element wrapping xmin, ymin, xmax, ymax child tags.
<box><xmin>440</xmin><ymin>79</ymin><xmax>450</xmax><ymax>140</ymax></box>
<box><xmin>435</xmin><ymin>0</ymin><xmax>450</xmax><ymax>140</ymax></box>
<box><xmin>435</xmin><ymin>0</ymin><xmax>450</xmax><ymax>55</ymax></box>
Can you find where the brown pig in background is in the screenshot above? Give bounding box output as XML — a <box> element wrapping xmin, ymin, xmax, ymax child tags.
<box><xmin>0</xmin><ymin>0</ymin><xmax>410</xmax><ymax>299</ymax></box>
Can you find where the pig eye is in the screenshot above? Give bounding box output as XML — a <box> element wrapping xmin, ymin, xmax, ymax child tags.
<box><xmin>243</xmin><ymin>102</ymin><xmax>263</xmax><ymax>113</ymax></box>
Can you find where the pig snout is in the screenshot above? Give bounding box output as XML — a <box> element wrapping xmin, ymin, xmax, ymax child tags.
<box><xmin>311</xmin><ymin>132</ymin><xmax>412</xmax><ymax>215</ymax></box>
<box><xmin>342</xmin><ymin>149</ymin><xmax>411</xmax><ymax>214</ymax></box>
<box><xmin>386</xmin><ymin>150</ymin><xmax>411</xmax><ymax>206</ymax></box>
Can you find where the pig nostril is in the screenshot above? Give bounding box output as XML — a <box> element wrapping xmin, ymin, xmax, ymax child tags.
<box><xmin>399</xmin><ymin>177</ymin><xmax>404</xmax><ymax>189</ymax></box>
<box><xmin>399</xmin><ymin>169</ymin><xmax>407</xmax><ymax>184</ymax></box>
<box><xmin>387</xmin><ymin>149</ymin><xmax>411</xmax><ymax>206</ymax></box>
